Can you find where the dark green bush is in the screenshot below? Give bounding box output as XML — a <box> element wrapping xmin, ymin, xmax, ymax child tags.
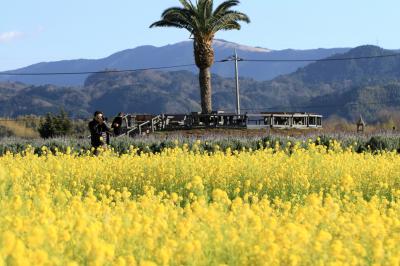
<box><xmin>0</xmin><ymin>126</ymin><xmax>13</xmax><ymax>138</ymax></box>
<box><xmin>315</xmin><ymin>135</ymin><xmax>334</xmax><ymax>148</ymax></box>
<box><xmin>365</xmin><ymin>136</ymin><xmax>390</xmax><ymax>152</ymax></box>
<box><xmin>38</xmin><ymin>110</ymin><xmax>73</xmax><ymax>139</ymax></box>
<box><xmin>0</xmin><ymin>134</ymin><xmax>399</xmax><ymax>156</ymax></box>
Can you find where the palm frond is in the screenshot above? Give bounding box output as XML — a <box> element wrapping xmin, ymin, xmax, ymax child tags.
<box><xmin>150</xmin><ymin>20</ymin><xmax>193</xmax><ymax>32</ymax></box>
<box><xmin>150</xmin><ymin>20</ymin><xmax>182</xmax><ymax>28</ymax></box>
<box><xmin>208</xmin><ymin>11</ymin><xmax>250</xmax><ymax>33</ymax></box>
<box><xmin>151</xmin><ymin>6</ymin><xmax>196</xmax><ymax>33</ymax></box>
<box><xmin>213</xmin><ymin>0</ymin><xmax>240</xmax><ymax>17</ymax></box>
<box><xmin>206</xmin><ymin>0</ymin><xmax>213</xmax><ymax>18</ymax></box>
<box><xmin>161</xmin><ymin>7</ymin><xmax>188</xmax><ymax>18</ymax></box>
<box><xmin>195</xmin><ymin>0</ymin><xmax>207</xmax><ymax>31</ymax></box>
<box><xmin>213</xmin><ymin>21</ymin><xmax>241</xmax><ymax>31</ymax></box>
<box><xmin>179</xmin><ymin>0</ymin><xmax>195</xmax><ymax>10</ymax></box>
<box><xmin>201</xmin><ymin>0</ymin><xmax>213</xmax><ymax>20</ymax></box>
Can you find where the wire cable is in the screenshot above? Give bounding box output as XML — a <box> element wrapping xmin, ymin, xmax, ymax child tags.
<box><xmin>242</xmin><ymin>53</ymin><xmax>400</xmax><ymax>62</ymax></box>
<box><xmin>0</xmin><ymin>63</ymin><xmax>199</xmax><ymax>76</ymax></box>
<box><xmin>1</xmin><ymin>52</ymin><xmax>400</xmax><ymax>76</ymax></box>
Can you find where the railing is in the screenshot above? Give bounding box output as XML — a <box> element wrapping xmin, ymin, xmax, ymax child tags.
<box><xmin>116</xmin><ymin>112</ymin><xmax>323</xmax><ymax>137</ymax></box>
<box><xmin>118</xmin><ymin>114</ymin><xmax>163</xmax><ymax>137</ymax></box>
<box><xmin>138</xmin><ymin>120</ymin><xmax>150</xmax><ymax>135</ymax></box>
<box><xmin>125</xmin><ymin>126</ymin><xmax>138</xmax><ymax>137</ymax></box>
<box><xmin>189</xmin><ymin>113</ymin><xmax>247</xmax><ymax>128</ymax></box>
<box><xmin>151</xmin><ymin>115</ymin><xmax>163</xmax><ymax>132</ymax></box>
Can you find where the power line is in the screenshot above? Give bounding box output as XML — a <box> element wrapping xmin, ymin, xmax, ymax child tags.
<box><xmin>1</xmin><ymin>52</ymin><xmax>400</xmax><ymax>76</ymax></box>
<box><xmin>241</xmin><ymin>53</ymin><xmax>400</xmax><ymax>62</ymax></box>
<box><xmin>0</xmin><ymin>63</ymin><xmax>200</xmax><ymax>76</ymax></box>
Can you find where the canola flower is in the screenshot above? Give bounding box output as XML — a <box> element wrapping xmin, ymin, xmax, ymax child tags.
<box><xmin>0</xmin><ymin>141</ymin><xmax>400</xmax><ymax>265</ymax></box>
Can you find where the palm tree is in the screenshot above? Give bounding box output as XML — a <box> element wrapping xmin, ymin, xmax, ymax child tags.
<box><xmin>150</xmin><ymin>0</ymin><xmax>250</xmax><ymax>114</ymax></box>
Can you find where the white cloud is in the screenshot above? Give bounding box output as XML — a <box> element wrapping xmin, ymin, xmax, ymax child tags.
<box><xmin>0</xmin><ymin>31</ymin><xmax>24</xmax><ymax>43</ymax></box>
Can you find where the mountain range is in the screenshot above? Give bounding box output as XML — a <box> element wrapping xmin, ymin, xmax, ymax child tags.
<box><xmin>0</xmin><ymin>43</ymin><xmax>399</xmax><ymax>123</ymax></box>
<box><xmin>0</xmin><ymin>40</ymin><xmax>349</xmax><ymax>86</ymax></box>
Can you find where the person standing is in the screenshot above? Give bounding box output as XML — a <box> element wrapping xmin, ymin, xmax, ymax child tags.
<box><xmin>112</xmin><ymin>112</ymin><xmax>124</xmax><ymax>136</ymax></box>
<box><xmin>88</xmin><ymin>111</ymin><xmax>112</xmax><ymax>154</ymax></box>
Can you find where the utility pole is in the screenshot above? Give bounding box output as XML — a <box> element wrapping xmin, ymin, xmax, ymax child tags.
<box><xmin>234</xmin><ymin>49</ymin><xmax>241</xmax><ymax>115</ymax></box>
<box><xmin>222</xmin><ymin>49</ymin><xmax>243</xmax><ymax>115</ymax></box>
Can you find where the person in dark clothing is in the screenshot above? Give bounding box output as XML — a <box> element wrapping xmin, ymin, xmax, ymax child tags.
<box><xmin>88</xmin><ymin>111</ymin><xmax>112</xmax><ymax>153</ymax></box>
<box><xmin>112</xmin><ymin>112</ymin><xmax>124</xmax><ymax>136</ymax></box>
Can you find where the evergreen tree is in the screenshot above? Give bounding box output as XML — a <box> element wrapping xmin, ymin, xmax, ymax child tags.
<box><xmin>38</xmin><ymin>110</ymin><xmax>72</xmax><ymax>138</ymax></box>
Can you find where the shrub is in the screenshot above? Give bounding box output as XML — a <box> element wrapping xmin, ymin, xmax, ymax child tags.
<box><xmin>38</xmin><ymin>110</ymin><xmax>73</xmax><ymax>138</ymax></box>
<box><xmin>365</xmin><ymin>136</ymin><xmax>389</xmax><ymax>152</ymax></box>
<box><xmin>0</xmin><ymin>125</ymin><xmax>13</xmax><ymax>138</ymax></box>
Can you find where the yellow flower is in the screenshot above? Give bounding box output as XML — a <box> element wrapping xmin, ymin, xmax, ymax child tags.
<box><xmin>0</xmin><ymin>143</ymin><xmax>398</xmax><ymax>264</ymax></box>
<box><xmin>1</xmin><ymin>231</ymin><xmax>16</xmax><ymax>255</ymax></box>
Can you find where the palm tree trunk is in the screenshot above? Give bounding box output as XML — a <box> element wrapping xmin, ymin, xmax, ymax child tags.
<box><xmin>194</xmin><ymin>39</ymin><xmax>214</xmax><ymax>114</ymax></box>
<box><xmin>199</xmin><ymin>67</ymin><xmax>212</xmax><ymax>114</ymax></box>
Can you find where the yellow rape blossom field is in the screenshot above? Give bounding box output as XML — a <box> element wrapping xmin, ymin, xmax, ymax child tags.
<box><xmin>1</xmin><ymin>141</ymin><xmax>400</xmax><ymax>265</ymax></box>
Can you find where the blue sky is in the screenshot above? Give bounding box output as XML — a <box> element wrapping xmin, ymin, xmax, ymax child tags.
<box><xmin>1</xmin><ymin>0</ymin><xmax>399</xmax><ymax>71</ymax></box>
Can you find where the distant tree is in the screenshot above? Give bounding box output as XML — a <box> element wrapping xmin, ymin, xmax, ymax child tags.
<box><xmin>38</xmin><ymin>114</ymin><xmax>55</xmax><ymax>139</ymax></box>
<box><xmin>0</xmin><ymin>125</ymin><xmax>13</xmax><ymax>138</ymax></box>
<box><xmin>38</xmin><ymin>110</ymin><xmax>72</xmax><ymax>138</ymax></box>
<box><xmin>150</xmin><ymin>0</ymin><xmax>250</xmax><ymax>113</ymax></box>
